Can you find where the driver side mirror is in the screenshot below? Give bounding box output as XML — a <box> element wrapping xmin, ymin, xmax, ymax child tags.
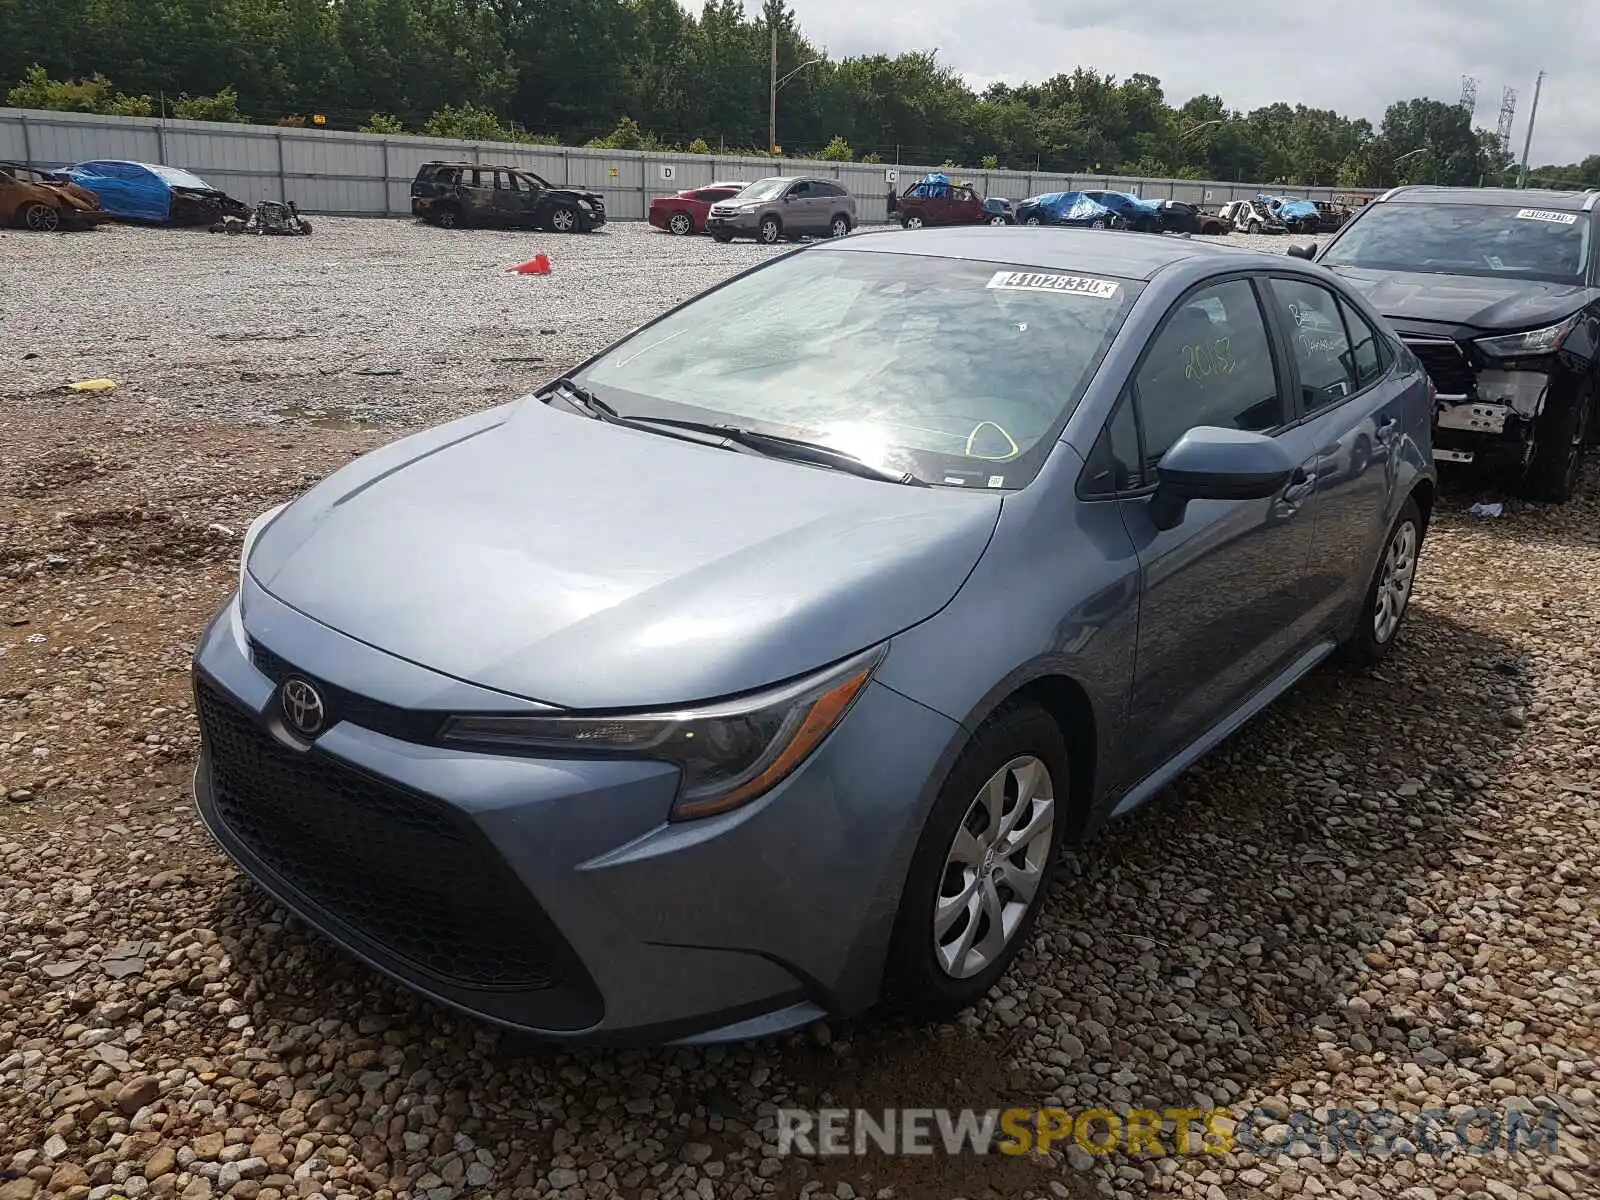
<box><xmin>1287</xmin><ymin>242</ymin><xmax>1317</xmax><ymax>260</ymax></box>
<box><xmin>1148</xmin><ymin>427</ymin><xmax>1296</xmax><ymax>531</ymax></box>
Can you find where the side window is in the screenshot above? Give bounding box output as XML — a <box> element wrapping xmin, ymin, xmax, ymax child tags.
<box><xmin>821</xmin><ymin>182</ymin><xmax>847</xmax><ymax>197</ymax></box>
<box><xmin>1337</xmin><ymin>295</ymin><xmax>1390</xmax><ymax>389</ymax></box>
<box><xmin>787</xmin><ymin>181</ymin><xmax>811</xmax><ymax>199</ymax></box>
<box><xmin>1270</xmin><ymin>278</ymin><xmax>1356</xmax><ymax>411</ymax></box>
<box><xmin>1080</xmin><ymin>394</ymin><xmax>1143</xmax><ymax>496</ymax></box>
<box><xmin>1133</xmin><ymin>278</ymin><xmax>1284</xmax><ymax>468</ymax></box>
<box><xmin>495</xmin><ymin>171</ymin><xmax>518</xmax><ymax>190</ymax></box>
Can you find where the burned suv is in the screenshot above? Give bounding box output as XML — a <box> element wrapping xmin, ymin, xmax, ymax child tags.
<box><xmin>411</xmin><ymin>162</ymin><xmax>605</xmax><ymax>233</ymax></box>
<box><xmin>1297</xmin><ymin>186</ymin><xmax>1600</xmax><ymax>502</ymax></box>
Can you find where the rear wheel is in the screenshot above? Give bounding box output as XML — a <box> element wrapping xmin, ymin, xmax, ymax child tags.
<box><xmin>829</xmin><ymin>214</ymin><xmax>851</xmax><ymax>238</ymax></box>
<box><xmin>1024</xmin><ymin>215</ymin><xmax>1042</xmax><ymax>226</ymax></box>
<box><xmin>435</xmin><ymin>205</ymin><xmax>460</xmax><ymax>229</ymax></box>
<box><xmin>1521</xmin><ymin>383</ymin><xmax>1593</xmax><ymax>503</ymax></box>
<box><xmin>1248</xmin><ymin>219</ymin><xmax>1262</xmax><ymax>234</ymax></box>
<box><xmin>904</xmin><ymin>214</ymin><xmax>924</xmax><ymax>229</ymax></box>
<box><xmin>21</xmin><ymin>202</ymin><xmax>60</xmax><ymax>232</ymax></box>
<box><xmin>1089</xmin><ymin>218</ymin><xmax>1106</xmax><ymax>230</ymax></box>
<box><xmin>667</xmin><ymin>211</ymin><xmax>693</xmax><ymax>236</ymax></box>
<box><xmin>988</xmin><ymin>215</ymin><xmax>1007</xmax><ymax>226</ymax></box>
<box><xmin>884</xmin><ymin>703</ymin><xmax>1069</xmax><ymax>1020</ymax></box>
<box><xmin>1338</xmin><ymin>497</ymin><xmax>1423</xmax><ymax>666</ymax></box>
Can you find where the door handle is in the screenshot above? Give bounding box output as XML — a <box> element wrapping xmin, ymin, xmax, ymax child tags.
<box><xmin>1374</xmin><ymin>415</ymin><xmax>1398</xmax><ymax>442</ymax></box>
<box><xmin>1282</xmin><ymin>467</ymin><xmax>1318</xmax><ymax>503</ymax></box>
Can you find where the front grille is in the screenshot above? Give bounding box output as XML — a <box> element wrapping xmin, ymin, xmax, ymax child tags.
<box><xmin>1403</xmin><ymin>338</ymin><xmax>1476</xmax><ymax>397</ymax></box>
<box><xmin>197</xmin><ymin>677</ymin><xmax>572</xmax><ymax>990</ymax></box>
<box><xmin>249</xmin><ymin>638</ymin><xmax>445</xmax><ymax>745</ymax></box>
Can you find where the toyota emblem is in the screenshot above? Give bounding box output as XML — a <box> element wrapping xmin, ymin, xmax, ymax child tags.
<box><xmin>280</xmin><ymin>677</ymin><xmax>327</xmax><ymax>736</ymax></box>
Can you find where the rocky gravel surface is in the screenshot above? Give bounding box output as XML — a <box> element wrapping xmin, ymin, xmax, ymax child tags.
<box><xmin>2</xmin><ymin>219</ymin><xmax>1598</xmax><ymax>1200</ymax></box>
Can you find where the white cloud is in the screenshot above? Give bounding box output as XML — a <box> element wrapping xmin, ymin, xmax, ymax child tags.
<box><xmin>775</xmin><ymin>0</ymin><xmax>1596</xmax><ymax>167</ymax></box>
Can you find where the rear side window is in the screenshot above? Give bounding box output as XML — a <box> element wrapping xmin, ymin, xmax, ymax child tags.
<box><xmin>1337</xmin><ymin>296</ymin><xmax>1391</xmax><ymax>389</ymax></box>
<box><xmin>1268</xmin><ymin>278</ymin><xmax>1356</xmax><ymax>412</ymax></box>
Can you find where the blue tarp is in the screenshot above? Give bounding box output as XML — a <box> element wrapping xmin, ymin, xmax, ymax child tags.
<box><xmin>1026</xmin><ymin>191</ymin><xmax>1115</xmax><ymax>222</ymax></box>
<box><xmin>908</xmin><ymin>171</ymin><xmax>954</xmax><ymax>199</ymax></box>
<box><xmin>1259</xmin><ymin>193</ymin><xmax>1317</xmax><ymax>220</ymax></box>
<box><xmin>61</xmin><ymin>160</ymin><xmax>218</xmax><ymax>222</ymax></box>
<box><xmin>1103</xmin><ymin>190</ymin><xmax>1161</xmax><ymax>217</ymax></box>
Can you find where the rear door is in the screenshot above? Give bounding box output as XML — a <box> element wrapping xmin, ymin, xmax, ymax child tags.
<box><xmin>1262</xmin><ymin>275</ymin><xmax>1406</xmax><ymax>635</ymax></box>
<box><xmin>1108</xmin><ymin>274</ymin><xmax>1324</xmax><ymax>780</ymax></box>
<box><xmin>455</xmin><ymin>167</ymin><xmax>493</xmax><ymax>222</ymax></box>
<box><xmin>953</xmin><ymin>186</ymin><xmax>984</xmax><ymax>223</ymax></box>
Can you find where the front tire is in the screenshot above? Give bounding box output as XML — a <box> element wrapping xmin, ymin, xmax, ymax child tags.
<box><xmin>1521</xmin><ymin>383</ymin><xmax>1593</xmax><ymax>503</ymax></box>
<box><xmin>883</xmin><ymin>703</ymin><xmax>1068</xmax><ymax>1021</ymax></box>
<box><xmin>1338</xmin><ymin>497</ymin><xmax>1423</xmax><ymax>667</ymax></box>
<box><xmin>547</xmin><ymin>205</ymin><xmax>579</xmax><ymax>233</ymax></box>
<box><xmin>1248</xmin><ymin>219</ymin><xmax>1262</xmax><ymax>234</ymax></box>
<box><xmin>758</xmin><ymin>215</ymin><xmax>782</xmax><ymax>244</ymax></box>
<box><xmin>21</xmin><ymin>202</ymin><xmax>60</xmax><ymax>232</ymax></box>
<box><xmin>1024</xmin><ymin>215</ymin><xmax>1042</xmax><ymax>226</ymax></box>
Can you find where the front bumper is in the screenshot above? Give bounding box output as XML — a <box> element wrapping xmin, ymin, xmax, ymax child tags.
<box><xmin>190</xmin><ymin>586</ymin><xmax>958</xmax><ymax>1044</ymax></box>
<box><xmin>60</xmin><ymin>207</ymin><xmax>110</xmax><ymax>229</ymax></box>
<box><xmin>706</xmin><ymin>211</ymin><xmax>760</xmax><ymax>236</ymax></box>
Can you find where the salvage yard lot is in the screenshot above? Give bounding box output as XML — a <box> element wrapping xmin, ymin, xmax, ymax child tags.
<box><xmin>2</xmin><ymin>217</ymin><xmax>1598</xmax><ymax>1200</ymax></box>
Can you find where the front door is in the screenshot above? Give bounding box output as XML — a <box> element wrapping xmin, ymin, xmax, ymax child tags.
<box><xmin>491</xmin><ymin>170</ymin><xmax>533</xmax><ymax>225</ymax></box>
<box><xmin>1115</xmin><ymin>276</ymin><xmax>1322</xmax><ymax>778</ymax></box>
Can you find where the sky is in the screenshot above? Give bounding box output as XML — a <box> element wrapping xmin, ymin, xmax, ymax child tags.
<box><xmin>773</xmin><ymin>2</ymin><xmax>1597</xmax><ymax>169</ymax></box>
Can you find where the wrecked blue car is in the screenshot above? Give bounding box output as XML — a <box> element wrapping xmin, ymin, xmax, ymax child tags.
<box><xmin>62</xmin><ymin>160</ymin><xmax>250</xmax><ymax>226</ymax></box>
<box><xmin>1013</xmin><ymin>191</ymin><xmax>1118</xmax><ymax>228</ymax></box>
<box><xmin>1082</xmin><ymin>190</ymin><xmax>1163</xmax><ymax>232</ymax></box>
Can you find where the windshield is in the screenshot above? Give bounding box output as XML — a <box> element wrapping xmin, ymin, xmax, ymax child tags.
<box><xmin>738</xmin><ymin>178</ymin><xmax>790</xmax><ymax>202</ymax></box>
<box><xmin>1321</xmin><ymin>203</ymin><xmax>1591</xmax><ymax>285</ymax></box>
<box><xmin>574</xmin><ymin>248</ymin><xmax>1140</xmax><ymax>488</ymax></box>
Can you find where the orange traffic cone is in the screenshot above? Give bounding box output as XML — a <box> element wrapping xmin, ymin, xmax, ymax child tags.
<box><xmin>507</xmin><ymin>253</ymin><xmax>551</xmax><ymax>275</ymax></box>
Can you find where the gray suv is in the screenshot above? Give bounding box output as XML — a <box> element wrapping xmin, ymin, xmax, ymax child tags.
<box><xmin>707</xmin><ymin>176</ymin><xmax>855</xmax><ymax>244</ymax></box>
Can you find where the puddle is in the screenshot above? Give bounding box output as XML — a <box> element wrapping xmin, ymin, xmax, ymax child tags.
<box><xmin>267</xmin><ymin>404</ymin><xmax>370</xmax><ymax>431</ymax></box>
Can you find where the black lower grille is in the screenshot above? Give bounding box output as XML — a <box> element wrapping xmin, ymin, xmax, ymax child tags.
<box><xmin>1404</xmin><ymin>339</ymin><xmax>1476</xmax><ymax>397</ymax></box>
<box><xmin>197</xmin><ymin>677</ymin><xmax>571</xmax><ymax>990</ymax></box>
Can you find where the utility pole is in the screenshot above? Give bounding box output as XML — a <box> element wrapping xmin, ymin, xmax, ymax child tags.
<box><xmin>1518</xmin><ymin>70</ymin><xmax>1544</xmax><ymax>188</ymax></box>
<box><xmin>769</xmin><ymin>20</ymin><xmax>777</xmax><ymax>155</ymax></box>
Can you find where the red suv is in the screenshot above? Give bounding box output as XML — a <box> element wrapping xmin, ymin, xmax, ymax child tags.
<box><xmin>896</xmin><ymin>179</ymin><xmax>1003</xmax><ymax>228</ymax></box>
<box><xmin>649</xmin><ymin>182</ymin><xmax>747</xmax><ymax>236</ymax></box>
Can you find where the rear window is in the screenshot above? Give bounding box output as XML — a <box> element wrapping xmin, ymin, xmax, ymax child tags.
<box><xmin>576</xmin><ymin>249</ymin><xmax>1142</xmax><ymax>488</ymax></box>
<box><xmin>1322</xmin><ymin>202</ymin><xmax>1591</xmax><ymax>286</ymax></box>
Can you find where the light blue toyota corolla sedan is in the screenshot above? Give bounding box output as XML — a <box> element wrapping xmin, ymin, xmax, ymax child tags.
<box><xmin>192</xmin><ymin>227</ymin><xmax>1436</xmax><ymax>1045</ymax></box>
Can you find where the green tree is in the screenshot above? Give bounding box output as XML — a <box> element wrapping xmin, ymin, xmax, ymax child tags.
<box><xmin>171</xmin><ymin>86</ymin><xmax>247</xmax><ymax>122</ymax></box>
<box><xmin>815</xmin><ymin>134</ymin><xmax>852</xmax><ymax>161</ymax></box>
<box><xmin>360</xmin><ymin>113</ymin><xmax>406</xmax><ymax>134</ymax></box>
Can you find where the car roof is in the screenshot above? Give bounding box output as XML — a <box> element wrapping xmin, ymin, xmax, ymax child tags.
<box><xmin>825</xmin><ymin>226</ymin><xmax>1301</xmax><ymax>281</ymax></box>
<box><xmin>1379</xmin><ymin>185</ymin><xmax>1600</xmax><ymax>211</ymax></box>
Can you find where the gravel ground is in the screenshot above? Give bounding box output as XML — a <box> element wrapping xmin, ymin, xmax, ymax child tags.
<box><xmin>2</xmin><ymin>218</ymin><xmax>1598</xmax><ymax>1200</ymax></box>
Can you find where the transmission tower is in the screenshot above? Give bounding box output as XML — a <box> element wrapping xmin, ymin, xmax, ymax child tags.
<box><xmin>1496</xmin><ymin>87</ymin><xmax>1518</xmax><ymax>156</ymax></box>
<box><xmin>1458</xmin><ymin>75</ymin><xmax>1478</xmax><ymax>120</ymax></box>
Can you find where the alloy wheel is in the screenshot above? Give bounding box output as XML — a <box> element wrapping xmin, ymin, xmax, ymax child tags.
<box><xmin>760</xmin><ymin>218</ymin><xmax>780</xmax><ymax>243</ymax></box>
<box><xmin>668</xmin><ymin>212</ymin><xmax>692</xmax><ymax>235</ymax></box>
<box><xmin>905</xmin><ymin>215</ymin><xmax>923</xmax><ymax>229</ymax></box>
<box><xmin>831</xmin><ymin>217</ymin><xmax>850</xmax><ymax>237</ymax></box>
<box><xmin>437</xmin><ymin>208</ymin><xmax>457</xmax><ymax>229</ymax></box>
<box><xmin>933</xmin><ymin>755</ymin><xmax>1055</xmax><ymax>980</ymax></box>
<box><xmin>552</xmin><ymin>208</ymin><xmax>576</xmax><ymax>232</ymax></box>
<box><xmin>1373</xmin><ymin>520</ymin><xmax>1418</xmax><ymax>644</ymax></box>
<box><xmin>25</xmin><ymin>203</ymin><xmax>60</xmax><ymax>232</ymax></box>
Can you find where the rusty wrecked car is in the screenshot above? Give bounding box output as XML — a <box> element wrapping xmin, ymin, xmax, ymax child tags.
<box><xmin>0</xmin><ymin>161</ymin><xmax>108</xmax><ymax>231</ymax></box>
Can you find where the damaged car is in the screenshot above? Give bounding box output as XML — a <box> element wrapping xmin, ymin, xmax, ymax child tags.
<box><xmin>62</xmin><ymin>161</ymin><xmax>249</xmax><ymax>226</ymax></box>
<box><xmin>1014</xmin><ymin>191</ymin><xmax>1118</xmax><ymax>228</ymax></box>
<box><xmin>1218</xmin><ymin>199</ymin><xmax>1287</xmax><ymax>235</ymax></box>
<box><xmin>896</xmin><ymin>174</ymin><xmax>1008</xmax><ymax>228</ymax></box>
<box><xmin>1296</xmin><ymin>185</ymin><xmax>1600</xmax><ymax>503</ymax></box>
<box><xmin>411</xmin><ymin>163</ymin><xmax>606</xmax><ymax>233</ymax></box>
<box><xmin>0</xmin><ymin>161</ymin><xmax>108</xmax><ymax>231</ymax></box>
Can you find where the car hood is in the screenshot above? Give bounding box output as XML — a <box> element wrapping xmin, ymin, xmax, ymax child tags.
<box><xmin>551</xmin><ymin>187</ymin><xmax>603</xmax><ymax>204</ymax></box>
<box><xmin>248</xmin><ymin>400</ymin><xmax>1002</xmax><ymax>709</ymax></box>
<box><xmin>1322</xmin><ymin>266</ymin><xmax>1594</xmax><ymax>332</ymax></box>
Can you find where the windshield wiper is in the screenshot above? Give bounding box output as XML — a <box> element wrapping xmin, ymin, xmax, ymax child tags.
<box><xmin>618</xmin><ymin>416</ymin><xmax>927</xmax><ymax>486</ymax></box>
<box><xmin>545</xmin><ymin>379</ymin><xmax>618</xmax><ymax>420</ymax></box>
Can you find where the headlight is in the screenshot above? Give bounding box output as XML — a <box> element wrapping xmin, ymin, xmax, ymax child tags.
<box><xmin>238</xmin><ymin>502</ymin><xmax>288</xmax><ymax>596</ymax></box>
<box><xmin>1474</xmin><ymin>315</ymin><xmax>1578</xmax><ymax>359</ymax></box>
<box><xmin>442</xmin><ymin>646</ymin><xmax>884</xmax><ymax>820</ymax></box>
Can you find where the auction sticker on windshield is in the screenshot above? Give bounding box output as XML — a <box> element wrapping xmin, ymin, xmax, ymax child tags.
<box><xmin>1514</xmin><ymin>209</ymin><xmax>1578</xmax><ymax>225</ymax></box>
<box><xmin>986</xmin><ymin>270</ymin><xmax>1120</xmax><ymax>299</ymax></box>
